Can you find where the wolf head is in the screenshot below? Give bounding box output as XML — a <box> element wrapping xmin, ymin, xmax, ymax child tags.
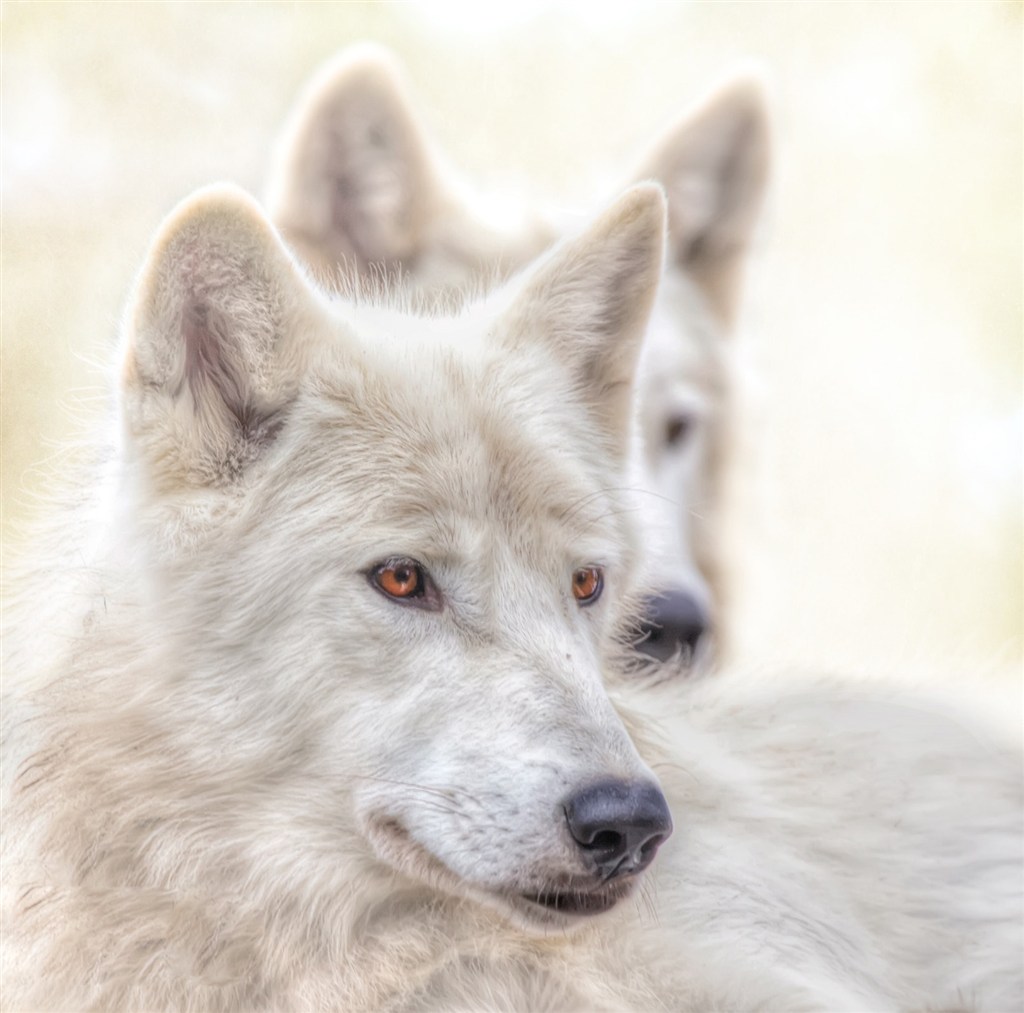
<box><xmin>117</xmin><ymin>182</ymin><xmax>670</xmax><ymax>929</ymax></box>
<box><xmin>266</xmin><ymin>45</ymin><xmax>771</xmax><ymax>668</ymax></box>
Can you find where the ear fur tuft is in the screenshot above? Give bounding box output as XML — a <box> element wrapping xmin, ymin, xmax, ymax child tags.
<box><xmin>123</xmin><ymin>184</ymin><xmax>316</xmax><ymax>488</ymax></box>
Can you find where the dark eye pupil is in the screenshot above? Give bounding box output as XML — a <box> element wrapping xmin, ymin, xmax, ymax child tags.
<box><xmin>396</xmin><ymin>567</ymin><xmax>412</xmax><ymax>584</ymax></box>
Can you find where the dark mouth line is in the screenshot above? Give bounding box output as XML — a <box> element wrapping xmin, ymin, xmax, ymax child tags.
<box><xmin>519</xmin><ymin>885</ymin><xmax>625</xmax><ymax>915</ymax></box>
<box><xmin>370</xmin><ymin>816</ymin><xmax>634</xmax><ymax>919</ymax></box>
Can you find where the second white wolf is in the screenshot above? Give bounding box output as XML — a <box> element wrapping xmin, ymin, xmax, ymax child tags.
<box><xmin>3</xmin><ymin>182</ymin><xmax>1020</xmax><ymax>1011</ymax></box>
<box><xmin>267</xmin><ymin>45</ymin><xmax>771</xmax><ymax>667</ymax></box>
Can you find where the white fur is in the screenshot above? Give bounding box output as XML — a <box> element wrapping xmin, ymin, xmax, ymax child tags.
<box><xmin>3</xmin><ymin>185</ymin><xmax>1020</xmax><ymax>1012</ymax></box>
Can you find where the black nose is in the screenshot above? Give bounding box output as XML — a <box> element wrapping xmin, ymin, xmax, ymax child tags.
<box><xmin>564</xmin><ymin>779</ymin><xmax>673</xmax><ymax>879</ymax></box>
<box><xmin>634</xmin><ymin>589</ymin><xmax>709</xmax><ymax>662</ymax></box>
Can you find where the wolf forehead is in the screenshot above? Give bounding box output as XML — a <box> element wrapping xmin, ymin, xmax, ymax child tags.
<box><xmin>278</xmin><ymin>319</ymin><xmax>633</xmax><ymax>557</ymax></box>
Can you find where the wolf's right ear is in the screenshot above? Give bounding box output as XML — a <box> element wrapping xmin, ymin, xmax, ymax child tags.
<box><xmin>499</xmin><ymin>184</ymin><xmax>666</xmax><ymax>459</ymax></box>
<box><xmin>633</xmin><ymin>72</ymin><xmax>770</xmax><ymax>327</ymax></box>
<box><xmin>121</xmin><ymin>185</ymin><xmax>319</xmax><ymax>489</ymax></box>
<box><xmin>266</xmin><ymin>44</ymin><xmax>444</xmax><ymax>278</ymax></box>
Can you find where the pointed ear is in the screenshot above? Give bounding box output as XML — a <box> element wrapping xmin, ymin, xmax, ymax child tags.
<box><xmin>121</xmin><ymin>184</ymin><xmax>318</xmax><ymax>489</ymax></box>
<box><xmin>266</xmin><ymin>44</ymin><xmax>445</xmax><ymax>278</ymax></box>
<box><xmin>633</xmin><ymin>71</ymin><xmax>770</xmax><ymax>326</ymax></box>
<box><xmin>499</xmin><ymin>183</ymin><xmax>666</xmax><ymax>458</ymax></box>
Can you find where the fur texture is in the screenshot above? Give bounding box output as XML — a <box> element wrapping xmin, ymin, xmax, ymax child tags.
<box><xmin>3</xmin><ymin>185</ymin><xmax>1020</xmax><ymax>1012</ymax></box>
<box><xmin>265</xmin><ymin>45</ymin><xmax>772</xmax><ymax>666</ymax></box>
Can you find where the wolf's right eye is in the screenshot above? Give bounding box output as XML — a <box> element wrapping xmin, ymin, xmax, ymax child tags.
<box><xmin>369</xmin><ymin>558</ymin><xmax>442</xmax><ymax>611</ymax></box>
<box><xmin>373</xmin><ymin>559</ymin><xmax>424</xmax><ymax>598</ymax></box>
<box><xmin>572</xmin><ymin>566</ymin><xmax>604</xmax><ymax>606</ymax></box>
<box><xmin>664</xmin><ymin>413</ymin><xmax>694</xmax><ymax>448</ymax></box>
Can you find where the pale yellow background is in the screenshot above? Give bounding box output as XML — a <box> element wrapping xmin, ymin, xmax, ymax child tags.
<box><xmin>3</xmin><ymin>2</ymin><xmax>1021</xmax><ymax>695</ymax></box>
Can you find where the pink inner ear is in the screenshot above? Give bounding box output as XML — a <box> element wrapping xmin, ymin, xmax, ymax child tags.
<box><xmin>180</xmin><ymin>299</ymin><xmax>287</xmax><ymax>452</ymax></box>
<box><xmin>182</xmin><ymin>300</ymin><xmax>249</xmax><ymax>422</ymax></box>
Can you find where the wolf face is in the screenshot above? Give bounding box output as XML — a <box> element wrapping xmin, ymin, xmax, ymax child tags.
<box><xmin>266</xmin><ymin>45</ymin><xmax>770</xmax><ymax>668</ymax></box>
<box><xmin>114</xmin><ymin>182</ymin><xmax>671</xmax><ymax>930</ymax></box>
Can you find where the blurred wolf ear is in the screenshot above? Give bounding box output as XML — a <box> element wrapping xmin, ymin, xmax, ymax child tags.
<box><xmin>500</xmin><ymin>184</ymin><xmax>667</xmax><ymax>459</ymax></box>
<box><xmin>266</xmin><ymin>44</ymin><xmax>446</xmax><ymax>279</ymax></box>
<box><xmin>122</xmin><ymin>185</ymin><xmax>319</xmax><ymax>489</ymax></box>
<box><xmin>633</xmin><ymin>72</ymin><xmax>770</xmax><ymax>327</ymax></box>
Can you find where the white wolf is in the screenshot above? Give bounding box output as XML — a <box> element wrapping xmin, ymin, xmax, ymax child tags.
<box><xmin>266</xmin><ymin>45</ymin><xmax>771</xmax><ymax>667</ymax></box>
<box><xmin>3</xmin><ymin>184</ymin><xmax>1020</xmax><ymax>1012</ymax></box>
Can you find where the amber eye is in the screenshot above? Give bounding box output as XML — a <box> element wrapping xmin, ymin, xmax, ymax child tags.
<box><xmin>572</xmin><ymin>566</ymin><xmax>604</xmax><ymax>605</ymax></box>
<box><xmin>368</xmin><ymin>558</ymin><xmax>443</xmax><ymax>611</ymax></box>
<box><xmin>372</xmin><ymin>559</ymin><xmax>425</xmax><ymax>600</ymax></box>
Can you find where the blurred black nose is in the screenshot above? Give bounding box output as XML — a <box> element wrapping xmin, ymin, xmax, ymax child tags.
<box><xmin>634</xmin><ymin>589</ymin><xmax>709</xmax><ymax>662</ymax></box>
<box><xmin>564</xmin><ymin>779</ymin><xmax>673</xmax><ymax>879</ymax></box>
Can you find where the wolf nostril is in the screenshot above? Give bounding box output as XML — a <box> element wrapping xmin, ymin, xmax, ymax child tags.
<box><xmin>564</xmin><ymin>779</ymin><xmax>673</xmax><ymax>879</ymax></box>
<box><xmin>589</xmin><ymin>829</ymin><xmax>622</xmax><ymax>851</ymax></box>
<box><xmin>634</xmin><ymin>588</ymin><xmax>709</xmax><ymax>662</ymax></box>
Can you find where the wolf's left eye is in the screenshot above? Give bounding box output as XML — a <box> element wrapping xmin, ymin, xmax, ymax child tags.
<box><xmin>376</xmin><ymin>561</ymin><xmax>422</xmax><ymax>598</ymax></box>
<box><xmin>572</xmin><ymin>566</ymin><xmax>604</xmax><ymax>606</ymax></box>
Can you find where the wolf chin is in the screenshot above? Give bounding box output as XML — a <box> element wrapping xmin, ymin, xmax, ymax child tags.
<box><xmin>3</xmin><ymin>183</ymin><xmax>1021</xmax><ymax>1012</ymax></box>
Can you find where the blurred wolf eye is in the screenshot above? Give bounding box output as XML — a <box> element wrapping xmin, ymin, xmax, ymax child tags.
<box><xmin>572</xmin><ymin>566</ymin><xmax>604</xmax><ymax>605</ymax></box>
<box><xmin>664</xmin><ymin>413</ymin><xmax>694</xmax><ymax>448</ymax></box>
<box><xmin>370</xmin><ymin>558</ymin><xmax>441</xmax><ymax>610</ymax></box>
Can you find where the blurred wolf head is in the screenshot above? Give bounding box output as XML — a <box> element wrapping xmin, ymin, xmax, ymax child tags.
<box><xmin>266</xmin><ymin>45</ymin><xmax>770</xmax><ymax>669</ymax></box>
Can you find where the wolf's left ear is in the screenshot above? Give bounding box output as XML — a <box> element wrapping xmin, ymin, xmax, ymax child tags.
<box><xmin>633</xmin><ymin>72</ymin><xmax>770</xmax><ymax>327</ymax></box>
<box><xmin>499</xmin><ymin>183</ymin><xmax>666</xmax><ymax>458</ymax></box>
<box><xmin>122</xmin><ymin>184</ymin><xmax>319</xmax><ymax>489</ymax></box>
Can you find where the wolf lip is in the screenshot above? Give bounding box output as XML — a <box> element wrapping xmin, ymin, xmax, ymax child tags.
<box><xmin>368</xmin><ymin>816</ymin><xmax>631</xmax><ymax>921</ymax></box>
<box><xmin>519</xmin><ymin>879</ymin><xmax>634</xmax><ymax>916</ymax></box>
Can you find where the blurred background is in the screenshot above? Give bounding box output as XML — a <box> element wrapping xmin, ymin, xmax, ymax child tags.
<box><xmin>3</xmin><ymin>2</ymin><xmax>1021</xmax><ymax>699</ymax></box>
